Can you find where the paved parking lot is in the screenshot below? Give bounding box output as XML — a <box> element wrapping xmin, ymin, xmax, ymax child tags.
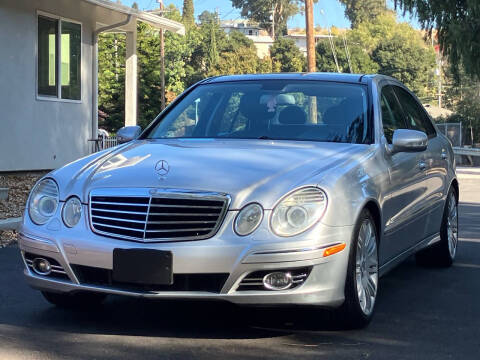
<box><xmin>1</xmin><ymin>175</ymin><xmax>479</xmax><ymax>360</ymax></box>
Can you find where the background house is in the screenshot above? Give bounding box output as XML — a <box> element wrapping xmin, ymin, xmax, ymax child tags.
<box><xmin>220</xmin><ymin>20</ymin><xmax>274</xmax><ymax>59</ymax></box>
<box><xmin>0</xmin><ymin>0</ymin><xmax>184</xmax><ymax>172</ymax></box>
<box><xmin>284</xmin><ymin>33</ymin><xmax>334</xmax><ymax>57</ymax></box>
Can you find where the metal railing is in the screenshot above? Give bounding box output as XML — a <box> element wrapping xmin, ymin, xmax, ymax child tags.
<box><xmin>453</xmin><ymin>147</ymin><xmax>480</xmax><ymax>157</ymax></box>
<box><xmin>101</xmin><ymin>136</ymin><xmax>118</xmax><ymax>149</ymax></box>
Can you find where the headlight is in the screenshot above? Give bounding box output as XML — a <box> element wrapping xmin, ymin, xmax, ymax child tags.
<box><xmin>28</xmin><ymin>179</ymin><xmax>59</xmax><ymax>225</ymax></box>
<box><xmin>62</xmin><ymin>196</ymin><xmax>83</xmax><ymax>228</ymax></box>
<box><xmin>271</xmin><ymin>187</ymin><xmax>327</xmax><ymax>237</ymax></box>
<box><xmin>234</xmin><ymin>203</ymin><xmax>263</xmax><ymax>236</ymax></box>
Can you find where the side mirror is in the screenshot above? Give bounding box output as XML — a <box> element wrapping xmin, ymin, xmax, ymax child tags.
<box><xmin>391</xmin><ymin>129</ymin><xmax>427</xmax><ymax>154</ymax></box>
<box><xmin>117</xmin><ymin>126</ymin><xmax>141</xmax><ymax>144</ymax></box>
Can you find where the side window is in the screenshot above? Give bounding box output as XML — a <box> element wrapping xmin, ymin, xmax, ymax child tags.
<box><xmin>393</xmin><ymin>86</ymin><xmax>436</xmax><ymax>137</ymax></box>
<box><xmin>380</xmin><ymin>85</ymin><xmax>407</xmax><ymax>143</ymax></box>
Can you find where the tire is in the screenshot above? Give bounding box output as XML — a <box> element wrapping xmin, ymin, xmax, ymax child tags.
<box><xmin>41</xmin><ymin>291</ymin><xmax>107</xmax><ymax>309</ymax></box>
<box><xmin>415</xmin><ymin>187</ymin><xmax>458</xmax><ymax>267</ymax></box>
<box><xmin>336</xmin><ymin>209</ymin><xmax>379</xmax><ymax>329</ymax></box>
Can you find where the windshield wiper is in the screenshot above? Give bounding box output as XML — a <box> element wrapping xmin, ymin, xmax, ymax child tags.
<box><xmin>257</xmin><ymin>135</ymin><xmax>274</xmax><ymax>140</ymax></box>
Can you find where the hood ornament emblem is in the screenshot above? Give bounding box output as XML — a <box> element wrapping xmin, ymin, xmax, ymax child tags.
<box><xmin>155</xmin><ymin>160</ymin><xmax>170</xmax><ymax>179</ymax></box>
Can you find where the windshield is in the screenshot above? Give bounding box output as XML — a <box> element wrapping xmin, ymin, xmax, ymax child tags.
<box><xmin>145</xmin><ymin>80</ymin><xmax>370</xmax><ymax>144</ymax></box>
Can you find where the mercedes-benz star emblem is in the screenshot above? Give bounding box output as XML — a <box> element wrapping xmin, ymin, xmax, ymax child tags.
<box><xmin>155</xmin><ymin>160</ymin><xmax>170</xmax><ymax>178</ymax></box>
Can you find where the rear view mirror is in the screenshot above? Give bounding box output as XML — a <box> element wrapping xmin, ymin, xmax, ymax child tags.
<box><xmin>117</xmin><ymin>126</ymin><xmax>141</xmax><ymax>144</ymax></box>
<box><xmin>391</xmin><ymin>129</ymin><xmax>427</xmax><ymax>153</ymax></box>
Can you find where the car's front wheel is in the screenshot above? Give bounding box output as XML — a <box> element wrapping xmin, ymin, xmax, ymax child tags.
<box><xmin>41</xmin><ymin>291</ymin><xmax>107</xmax><ymax>309</ymax></box>
<box><xmin>337</xmin><ymin>209</ymin><xmax>379</xmax><ymax>328</ymax></box>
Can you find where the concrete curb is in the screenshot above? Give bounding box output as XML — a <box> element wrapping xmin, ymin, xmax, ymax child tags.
<box><xmin>0</xmin><ymin>217</ymin><xmax>22</xmax><ymax>231</ymax></box>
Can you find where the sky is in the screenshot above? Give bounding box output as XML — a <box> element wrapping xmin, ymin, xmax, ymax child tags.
<box><xmin>122</xmin><ymin>0</ymin><xmax>420</xmax><ymax>29</ymax></box>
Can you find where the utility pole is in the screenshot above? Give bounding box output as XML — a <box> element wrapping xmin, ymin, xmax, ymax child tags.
<box><xmin>305</xmin><ymin>0</ymin><xmax>317</xmax><ymax>123</ymax></box>
<box><xmin>436</xmin><ymin>52</ymin><xmax>442</xmax><ymax>108</ymax></box>
<box><xmin>305</xmin><ymin>0</ymin><xmax>316</xmax><ymax>72</ymax></box>
<box><xmin>157</xmin><ymin>0</ymin><xmax>166</xmax><ymax>110</ymax></box>
<box><xmin>271</xmin><ymin>4</ymin><xmax>275</xmax><ymax>41</ymax></box>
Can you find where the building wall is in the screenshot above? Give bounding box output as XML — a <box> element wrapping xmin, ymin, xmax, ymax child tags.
<box><xmin>0</xmin><ymin>0</ymin><xmax>123</xmax><ymax>172</ymax></box>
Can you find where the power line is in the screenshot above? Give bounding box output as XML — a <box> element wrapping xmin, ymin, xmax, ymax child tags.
<box><xmin>221</xmin><ymin>8</ymin><xmax>235</xmax><ymax>20</ymax></box>
<box><xmin>343</xmin><ymin>33</ymin><xmax>353</xmax><ymax>73</ymax></box>
<box><xmin>320</xmin><ymin>9</ymin><xmax>341</xmax><ymax>73</ymax></box>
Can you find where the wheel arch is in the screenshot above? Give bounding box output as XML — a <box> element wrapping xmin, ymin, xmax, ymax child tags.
<box><xmin>362</xmin><ymin>199</ymin><xmax>382</xmax><ymax>244</ymax></box>
<box><xmin>450</xmin><ymin>178</ymin><xmax>459</xmax><ymax>199</ymax></box>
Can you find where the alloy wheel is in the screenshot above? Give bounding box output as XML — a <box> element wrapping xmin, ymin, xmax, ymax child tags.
<box><xmin>355</xmin><ymin>219</ymin><xmax>378</xmax><ymax>316</ymax></box>
<box><xmin>447</xmin><ymin>193</ymin><xmax>459</xmax><ymax>259</ymax></box>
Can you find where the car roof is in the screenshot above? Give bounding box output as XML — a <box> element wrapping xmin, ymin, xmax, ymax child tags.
<box><xmin>201</xmin><ymin>73</ymin><xmax>390</xmax><ymax>85</ymax></box>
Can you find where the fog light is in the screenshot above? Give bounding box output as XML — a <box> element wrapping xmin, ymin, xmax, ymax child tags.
<box><xmin>263</xmin><ymin>272</ymin><xmax>293</xmax><ymax>290</ymax></box>
<box><xmin>32</xmin><ymin>258</ymin><xmax>51</xmax><ymax>275</ymax></box>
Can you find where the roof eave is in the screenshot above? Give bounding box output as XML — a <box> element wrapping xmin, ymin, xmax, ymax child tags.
<box><xmin>83</xmin><ymin>0</ymin><xmax>185</xmax><ymax>35</ymax></box>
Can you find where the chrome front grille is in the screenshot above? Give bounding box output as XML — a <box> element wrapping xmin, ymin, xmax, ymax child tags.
<box><xmin>89</xmin><ymin>189</ymin><xmax>230</xmax><ymax>242</ymax></box>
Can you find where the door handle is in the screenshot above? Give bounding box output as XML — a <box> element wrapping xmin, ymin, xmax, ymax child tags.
<box><xmin>418</xmin><ymin>161</ymin><xmax>427</xmax><ymax>171</ymax></box>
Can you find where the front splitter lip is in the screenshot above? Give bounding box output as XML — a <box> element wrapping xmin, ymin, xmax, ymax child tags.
<box><xmin>24</xmin><ymin>270</ymin><xmax>345</xmax><ymax>307</ymax></box>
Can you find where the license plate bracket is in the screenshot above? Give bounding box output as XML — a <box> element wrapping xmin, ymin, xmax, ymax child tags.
<box><xmin>113</xmin><ymin>249</ymin><xmax>173</xmax><ymax>285</ymax></box>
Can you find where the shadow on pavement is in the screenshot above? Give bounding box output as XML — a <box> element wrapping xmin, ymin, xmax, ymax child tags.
<box><xmin>0</xmin><ymin>201</ymin><xmax>479</xmax><ymax>358</ymax></box>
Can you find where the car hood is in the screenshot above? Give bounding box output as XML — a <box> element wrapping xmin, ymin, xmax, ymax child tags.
<box><xmin>52</xmin><ymin>139</ymin><xmax>371</xmax><ymax>209</ymax></box>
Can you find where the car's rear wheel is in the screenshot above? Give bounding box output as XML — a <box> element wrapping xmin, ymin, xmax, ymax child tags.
<box><xmin>41</xmin><ymin>291</ymin><xmax>107</xmax><ymax>309</ymax></box>
<box><xmin>337</xmin><ymin>209</ymin><xmax>379</xmax><ymax>328</ymax></box>
<box><xmin>416</xmin><ymin>187</ymin><xmax>458</xmax><ymax>267</ymax></box>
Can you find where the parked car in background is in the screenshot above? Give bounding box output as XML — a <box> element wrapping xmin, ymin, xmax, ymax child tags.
<box><xmin>19</xmin><ymin>73</ymin><xmax>458</xmax><ymax>328</ymax></box>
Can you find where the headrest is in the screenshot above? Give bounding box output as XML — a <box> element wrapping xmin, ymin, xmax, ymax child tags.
<box><xmin>323</xmin><ymin>98</ymin><xmax>362</xmax><ymax>125</ymax></box>
<box><xmin>278</xmin><ymin>105</ymin><xmax>307</xmax><ymax>125</ymax></box>
<box><xmin>240</xmin><ymin>93</ymin><xmax>277</xmax><ymax>119</ymax></box>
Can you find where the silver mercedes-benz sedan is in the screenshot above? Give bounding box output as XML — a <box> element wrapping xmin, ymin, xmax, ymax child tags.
<box><xmin>20</xmin><ymin>73</ymin><xmax>458</xmax><ymax>328</ymax></box>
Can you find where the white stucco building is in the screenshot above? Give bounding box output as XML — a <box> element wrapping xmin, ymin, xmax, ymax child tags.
<box><xmin>221</xmin><ymin>20</ymin><xmax>261</xmax><ymax>37</ymax></box>
<box><xmin>220</xmin><ymin>20</ymin><xmax>274</xmax><ymax>59</ymax></box>
<box><xmin>0</xmin><ymin>0</ymin><xmax>184</xmax><ymax>172</ymax></box>
<box><xmin>284</xmin><ymin>34</ymin><xmax>333</xmax><ymax>57</ymax></box>
<box><xmin>245</xmin><ymin>35</ymin><xmax>274</xmax><ymax>59</ymax></box>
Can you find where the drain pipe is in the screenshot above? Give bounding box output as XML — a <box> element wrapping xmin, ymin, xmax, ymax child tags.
<box><xmin>91</xmin><ymin>15</ymin><xmax>133</xmax><ymax>147</ymax></box>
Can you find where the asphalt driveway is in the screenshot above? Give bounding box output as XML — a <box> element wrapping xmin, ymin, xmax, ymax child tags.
<box><xmin>1</xmin><ymin>177</ymin><xmax>479</xmax><ymax>360</ymax></box>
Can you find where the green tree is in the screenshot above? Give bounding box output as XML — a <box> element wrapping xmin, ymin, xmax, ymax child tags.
<box><xmin>455</xmin><ymin>87</ymin><xmax>480</xmax><ymax>146</ymax></box>
<box><xmin>442</xmin><ymin>66</ymin><xmax>480</xmax><ymax>146</ymax></box>
<box><xmin>225</xmin><ymin>30</ymin><xmax>256</xmax><ymax>51</ymax></box>
<box><xmin>182</xmin><ymin>0</ymin><xmax>194</xmax><ymax>28</ymax></box>
<box><xmin>164</xmin><ymin>3</ymin><xmax>182</xmax><ymax>22</ymax></box>
<box><xmin>270</xmin><ymin>38</ymin><xmax>305</xmax><ymax>72</ymax></box>
<box><xmin>98</xmin><ymin>33</ymin><xmax>126</xmax><ymax>131</ymax></box>
<box><xmin>210</xmin><ymin>46</ymin><xmax>260</xmax><ymax>76</ymax></box>
<box><xmin>394</xmin><ymin>0</ymin><xmax>480</xmax><ymax>80</ymax></box>
<box><xmin>231</xmin><ymin>0</ymin><xmax>301</xmax><ymax>39</ymax></box>
<box><xmin>330</xmin><ymin>14</ymin><xmax>436</xmax><ymax>99</ymax></box>
<box><xmin>339</xmin><ymin>0</ymin><xmax>388</xmax><ymax>28</ymax></box>
<box><xmin>316</xmin><ymin>36</ymin><xmax>379</xmax><ymax>74</ymax></box>
<box><xmin>198</xmin><ymin>10</ymin><xmax>218</xmax><ymax>25</ymax></box>
<box><xmin>136</xmin><ymin>22</ymin><xmax>191</xmax><ymax>128</ymax></box>
<box><xmin>372</xmin><ymin>34</ymin><xmax>435</xmax><ymax>98</ymax></box>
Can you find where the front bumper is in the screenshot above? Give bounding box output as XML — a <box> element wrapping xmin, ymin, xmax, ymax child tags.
<box><xmin>19</xmin><ymin>216</ymin><xmax>353</xmax><ymax>307</ymax></box>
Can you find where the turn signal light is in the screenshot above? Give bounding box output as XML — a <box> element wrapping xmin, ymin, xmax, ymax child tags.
<box><xmin>323</xmin><ymin>243</ymin><xmax>346</xmax><ymax>257</ymax></box>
